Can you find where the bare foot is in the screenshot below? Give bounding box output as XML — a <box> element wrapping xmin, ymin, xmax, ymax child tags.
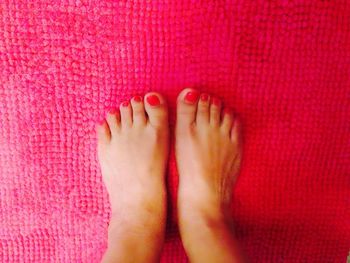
<box><xmin>176</xmin><ymin>88</ymin><xmax>242</xmax><ymax>218</ymax></box>
<box><xmin>96</xmin><ymin>93</ymin><xmax>169</xmax><ymax>262</ymax></box>
<box><xmin>175</xmin><ymin>88</ymin><xmax>243</xmax><ymax>262</ymax></box>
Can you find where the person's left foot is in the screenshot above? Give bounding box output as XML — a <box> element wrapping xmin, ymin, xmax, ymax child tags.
<box><xmin>96</xmin><ymin>92</ymin><xmax>169</xmax><ymax>242</ymax></box>
<box><xmin>175</xmin><ymin>88</ymin><xmax>243</xmax><ymax>225</ymax></box>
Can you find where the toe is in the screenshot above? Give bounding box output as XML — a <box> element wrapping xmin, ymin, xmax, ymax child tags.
<box><xmin>106</xmin><ymin>108</ymin><xmax>121</xmax><ymax>136</ymax></box>
<box><xmin>196</xmin><ymin>93</ymin><xmax>210</xmax><ymax>125</ymax></box>
<box><xmin>176</xmin><ymin>88</ymin><xmax>200</xmax><ymax>127</ymax></box>
<box><xmin>221</xmin><ymin>107</ymin><xmax>234</xmax><ymax>135</ymax></box>
<box><xmin>210</xmin><ymin>97</ymin><xmax>222</xmax><ymax>127</ymax></box>
<box><xmin>131</xmin><ymin>95</ymin><xmax>147</xmax><ymax>127</ymax></box>
<box><xmin>119</xmin><ymin>100</ymin><xmax>132</xmax><ymax>128</ymax></box>
<box><xmin>231</xmin><ymin>118</ymin><xmax>243</xmax><ymax>145</ymax></box>
<box><xmin>144</xmin><ymin>92</ymin><xmax>168</xmax><ymax>128</ymax></box>
<box><xmin>96</xmin><ymin>119</ymin><xmax>111</xmax><ymax>145</ymax></box>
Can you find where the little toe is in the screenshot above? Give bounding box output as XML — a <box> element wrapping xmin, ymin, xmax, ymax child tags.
<box><xmin>131</xmin><ymin>95</ymin><xmax>147</xmax><ymax>127</ymax></box>
<box><xmin>231</xmin><ymin>118</ymin><xmax>243</xmax><ymax>145</ymax></box>
<box><xmin>196</xmin><ymin>93</ymin><xmax>210</xmax><ymax>125</ymax></box>
<box><xmin>144</xmin><ymin>92</ymin><xmax>168</xmax><ymax>128</ymax></box>
<box><xmin>221</xmin><ymin>107</ymin><xmax>234</xmax><ymax>135</ymax></box>
<box><xmin>119</xmin><ymin>100</ymin><xmax>132</xmax><ymax>128</ymax></box>
<box><xmin>176</xmin><ymin>88</ymin><xmax>200</xmax><ymax>127</ymax></box>
<box><xmin>210</xmin><ymin>97</ymin><xmax>222</xmax><ymax>127</ymax></box>
<box><xmin>96</xmin><ymin>119</ymin><xmax>111</xmax><ymax>145</ymax></box>
<box><xmin>106</xmin><ymin>108</ymin><xmax>121</xmax><ymax>136</ymax></box>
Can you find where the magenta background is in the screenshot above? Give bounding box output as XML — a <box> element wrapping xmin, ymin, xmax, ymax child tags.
<box><xmin>0</xmin><ymin>1</ymin><xmax>349</xmax><ymax>262</ymax></box>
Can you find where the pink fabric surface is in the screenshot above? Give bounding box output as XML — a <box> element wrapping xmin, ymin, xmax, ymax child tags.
<box><xmin>0</xmin><ymin>1</ymin><xmax>349</xmax><ymax>262</ymax></box>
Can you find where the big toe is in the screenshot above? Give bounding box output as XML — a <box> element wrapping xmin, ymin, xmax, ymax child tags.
<box><xmin>176</xmin><ymin>88</ymin><xmax>200</xmax><ymax>127</ymax></box>
<box><xmin>144</xmin><ymin>92</ymin><xmax>168</xmax><ymax>128</ymax></box>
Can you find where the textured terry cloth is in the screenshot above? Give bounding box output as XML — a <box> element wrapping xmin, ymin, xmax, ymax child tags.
<box><xmin>0</xmin><ymin>0</ymin><xmax>349</xmax><ymax>262</ymax></box>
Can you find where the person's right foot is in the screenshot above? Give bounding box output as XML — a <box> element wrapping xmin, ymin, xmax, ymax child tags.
<box><xmin>96</xmin><ymin>92</ymin><xmax>169</xmax><ymax>263</ymax></box>
<box><xmin>175</xmin><ymin>88</ymin><xmax>243</xmax><ymax>225</ymax></box>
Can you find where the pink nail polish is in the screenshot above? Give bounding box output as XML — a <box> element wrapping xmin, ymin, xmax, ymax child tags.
<box><xmin>98</xmin><ymin>118</ymin><xmax>105</xmax><ymax>125</ymax></box>
<box><xmin>200</xmin><ymin>93</ymin><xmax>209</xmax><ymax>102</ymax></box>
<box><xmin>184</xmin><ymin>90</ymin><xmax>200</xmax><ymax>103</ymax></box>
<box><xmin>109</xmin><ymin>108</ymin><xmax>118</xmax><ymax>114</ymax></box>
<box><xmin>223</xmin><ymin>107</ymin><xmax>231</xmax><ymax>115</ymax></box>
<box><xmin>133</xmin><ymin>96</ymin><xmax>142</xmax><ymax>102</ymax></box>
<box><xmin>212</xmin><ymin>97</ymin><xmax>221</xmax><ymax>106</ymax></box>
<box><xmin>121</xmin><ymin>101</ymin><xmax>129</xmax><ymax>107</ymax></box>
<box><xmin>147</xmin><ymin>95</ymin><xmax>161</xmax><ymax>106</ymax></box>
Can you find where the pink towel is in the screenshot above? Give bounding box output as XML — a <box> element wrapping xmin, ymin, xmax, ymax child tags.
<box><xmin>0</xmin><ymin>1</ymin><xmax>349</xmax><ymax>262</ymax></box>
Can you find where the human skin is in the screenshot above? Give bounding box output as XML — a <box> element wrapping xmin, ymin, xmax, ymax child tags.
<box><xmin>175</xmin><ymin>88</ymin><xmax>244</xmax><ymax>263</ymax></box>
<box><xmin>96</xmin><ymin>88</ymin><xmax>244</xmax><ymax>263</ymax></box>
<box><xmin>97</xmin><ymin>93</ymin><xmax>169</xmax><ymax>263</ymax></box>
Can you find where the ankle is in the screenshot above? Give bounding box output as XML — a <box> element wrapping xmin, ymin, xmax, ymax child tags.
<box><xmin>178</xmin><ymin>208</ymin><xmax>237</xmax><ymax>259</ymax></box>
<box><xmin>180</xmin><ymin>206</ymin><xmax>233</xmax><ymax>229</ymax></box>
<box><xmin>108</xmin><ymin>213</ymin><xmax>165</xmax><ymax>240</ymax></box>
<box><xmin>179</xmin><ymin>190</ymin><xmax>232</xmax><ymax>221</ymax></box>
<box><xmin>105</xmin><ymin>217</ymin><xmax>165</xmax><ymax>263</ymax></box>
<box><xmin>179</xmin><ymin>200</ymin><xmax>234</xmax><ymax>240</ymax></box>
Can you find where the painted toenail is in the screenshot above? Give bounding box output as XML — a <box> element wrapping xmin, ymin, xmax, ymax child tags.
<box><xmin>122</xmin><ymin>101</ymin><xmax>129</xmax><ymax>107</ymax></box>
<box><xmin>212</xmin><ymin>97</ymin><xmax>221</xmax><ymax>106</ymax></box>
<box><xmin>109</xmin><ymin>108</ymin><xmax>118</xmax><ymax>114</ymax></box>
<box><xmin>147</xmin><ymin>95</ymin><xmax>161</xmax><ymax>106</ymax></box>
<box><xmin>223</xmin><ymin>107</ymin><xmax>231</xmax><ymax>115</ymax></box>
<box><xmin>200</xmin><ymin>93</ymin><xmax>209</xmax><ymax>102</ymax></box>
<box><xmin>133</xmin><ymin>96</ymin><xmax>142</xmax><ymax>102</ymax></box>
<box><xmin>184</xmin><ymin>90</ymin><xmax>200</xmax><ymax>103</ymax></box>
<box><xmin>98</xmin><ymin>118</ymin><xmax>105</xmax><ymax>125</ymax></box>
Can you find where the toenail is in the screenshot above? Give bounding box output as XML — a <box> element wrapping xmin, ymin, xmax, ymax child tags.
<box><xmin>98</xmin><ymin>118</ymin><xmax>105</xmax><ymax>125</ymax></box>
<box><xmin>212</xmin><ymin>97</ymin><xmax>221</xmax><ymax>106</ymax></box>
<box><xmin>200</xmin><ymin>93</ymin><xmax>209</xmax><ymax>102</ymax></box>
<box><xmin>133</xmin><ymin>96</ymin><xmax>142</xmax><ymax>102</ymax></box>
<box><xmin>146</xmin><ymin>95</ymin><xmax>161</xmax><ymax>106</ymax></box>
<box><xmin>223</xmin><ymin>107</ymin><xmax>231</xmax><ymax>115</ymax></box>
<box><xmin>121</xmin><ymin>101</ymin><xmax>129</xmax><ymax>107</ymax></box>
<box><xmin>109</xmin><ymin>108</ymin><xmax>118</xmax><ymax>114</ymax></box>
<box><xmin>184</xmin><ymin>90</ymin><xmax>200</xmax><ymax>104</ymax></box>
